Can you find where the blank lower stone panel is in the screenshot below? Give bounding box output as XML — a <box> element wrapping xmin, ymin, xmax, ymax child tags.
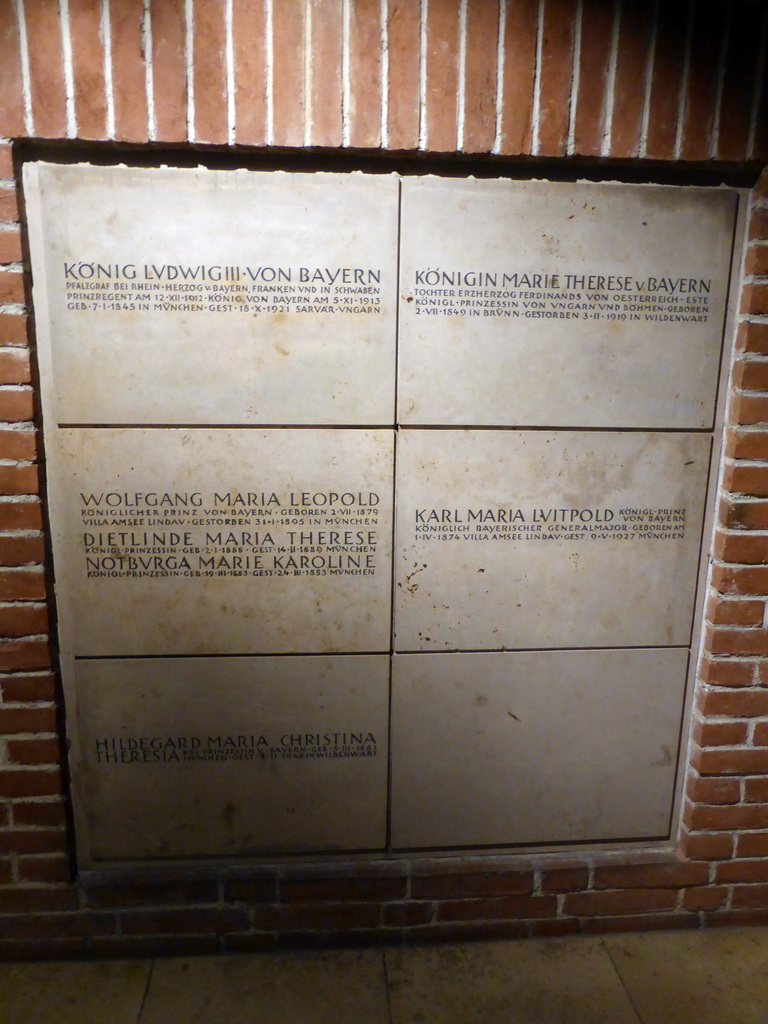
<box><xmin>394</xmin><ymin>429</ymin><xmax>710</xmax><ymax>651</ymax></box>
<box><xmin>24</xmin><ymin>163</ymin><xmax>398</xmax><ymax>425</ymax></box>
<box><xmin>48</xmin><ymin>428</ymin><xmax>393</xmax><ymax>656</ymax></box>
<box><xmin>74</xmin><ymin>655</ymin><xmax>389</xmax><ymax>863</ymax></box>
<box><xmin>390</xmin><ymin>648</ymin><xmax>688</xmax><ymax>850</ymax></box>
<box><xmin>398</xmin><ymin>177</ymin><xmax>735</xmax><ymax>428</ymax></box>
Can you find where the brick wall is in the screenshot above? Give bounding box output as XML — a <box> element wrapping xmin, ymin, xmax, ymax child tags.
<box><xmin>1</xmin><ymin>0</ymin><xmax>768</xmax><ymax>958</ymax></box>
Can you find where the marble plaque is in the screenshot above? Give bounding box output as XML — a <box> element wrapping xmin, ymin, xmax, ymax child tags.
<box><xmin>73</xmin><ymin>655</ymin><xmax>389</xmax><ymax>861</ymax></box>
<box><xmin>394</xmin><ymin>429</ymin><xmax>710</xmax><ymax>651</ymax></box>
<box><xmin>398</xmin><ymin>178</ymin><xmax>736</xmax><ymax>428</ymax></box>
<box><xmin>390</xmin><ymin>648</ymin><xmax>688</xmax><ymax>849</ymax></box>
<box><xmin>47</xmin><ymin>428</ymin><xmax>393</xmax><ymax>655</ymax></box>
<box><xmin>23</xmin><ymin>163</ymin><xmax>398</xmax><ymax>425</ymax></box>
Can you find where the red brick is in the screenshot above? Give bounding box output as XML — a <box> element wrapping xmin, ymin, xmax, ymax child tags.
<box><xmin>707</xmin><ymin>909</ymin><xmax>768</xmax><ymax>927</ymax></box>
<box><xmin>540</xmin><ymin>867</ymin><xmax>589</xmax><ymax>893</ymax></box>
<box><xmin>712</xmin><ymin>564</ymin><xmax>768</xmax><ymax>595</ymax></box>
<box><xmin>281</xmin><ymin>876</ymin><xmax>405</xmax><ymax>902</ymax></box>
<box><xmin>0</xmin><ymin>389</ymin><xmax>33</xmax><ymax>422</ymax></box>
<box><xmin>686</xmin><ymin>775</ymin><xmax>741</xmax><ymax>805</ymax></box>
<box><xmin>738</xmin><ymin>322</ymin><xmax>768</xmax><ymax>355</ymax></box>
<box><xmin>271</xmin><ymin>0</ymin><xmax>305</xmax><ymax>147</ymax></box>
<box><xmin>0</xmin><ymin>672</ymin><xmax>55</xmax><ymax>701</ymax></box>
<box><xmin>0</xmin><ymin>315</ymin><xmax>27</xmax><ymax>346</ymax></box>
<box><xmin>706</xmin><ymin>628</ymin><xmax>768</xmax><ymax>657</ymax></box>
<box><xmin>24</xmin><ymin>1</ymin><xmax>67</xmax><ymax>138</ymax></box>
<box><xmin>0</xmin><ymin>768</ymin><xmax>61</xmax><ymax>798</ymax></box>
<box><xmin>571</xmin><ymin>0</ymin><xmax>613</xmax><ymax>157</ymax></box>
<box><xmin>252</xmin><ymin>902</ymin><xmax>379</xmax><ymax>931</ymax></box>
<box><xmin>152</xmin><ymin>0</ymin><xmax>187</xmax><ymax>143</ymax></box>
<box><xmin>745</xmin><ymin>247</ymin><xmax>768</xmax><ymax>279</ymax></box>
<box><xmin>717</xmin><ymin>859</ymin><xmax>768</xmax><ymax>883</ymax></box>
<box><xmin>717</xmin><ymin>3</ymin><xmax>762</xmax><ymax>163</ymax></box>
<box><xmin>0</xmin><ymin>349</ymin><xmax>32</xmax><ymax>386</ymax></box>
<box><xmin>0</xmin><ymin>191</ymin><xmax>19</xmax><ymax>223</ymax></box>
<box><xmin>745</xmin><ymin>777</ymin><xmax>768</xmax><ymax>803</ymax></box>
<box><xmin>0</xmin><ymin>230</ymin><xmax>21</xmax><ymax>265</ymax></box>
<box><xmin>0</xmin><ymin>857</ymin><xmax>11</xmax><ymax>884</ymax></box>
<box><xmin>0</xmin><ymin>570</ymin><xmax>46</xmax><ymax>601</ymax></box>
<box><xmin>737</xmin><ymin>832</ymin><xmax>768</xmax><ymax>857</ymax></box>
<box><xmin>731</xmin><ymin>884</ymin><xmax>768</xmax><ymax>909</ymax></box>
<box><xmin>18</xmin><ymin>854</ymin><xmax>71</xmax><ymax>883</ymax></box>
<box><xmin>86</xmin><ymin>879</ymin><xmax>218</xmax><ymax>908</ymax></box>
<box><xmin>645</xmin><ymin>3</ymin><xmax>687</xmax><ymax>160</ymax></box>
<box><xmin>0</xmin><ymin>639</ymin><xmax>51</xmax><ymax>672</ymax></box>
<box><xmin>224</xmin><ymin>877</ymin><xmax>277</xmax><ymax>904</ymax></box>
<box><xmin>680</xmin><ymin>831</ymin><xmax>733</xmax><ymax>861</ymax></box>
<box><xmin>723</xmin><ymin>501</ymin><xmax>768</xmax><ymax>531</ymax></box>
<box><xmin>0</xmin><ymin>466</ymin><xmax>39</xmax><ymax>496</ymax></box>
<box><xmin>7</xmin><ymin>737</ymin><xmax>60</xmax><ymax>765</ymax></box>
<box><xmin>679</xmin><ymin>0</ymin><xmax>722</xmax><ymax>161</ymax></box>
<box><xmin>0</xmin><ymin>938</ymin><xmax>87</xmax><ymax>959</ymax></box>
<box><xmin>706</xmin><ymin>596</ymin><xmax>764</xmax><ymax>627</ymax></box>
<box><xmin>0</xmin><ymin>272</ymin><xmax>24</xmax><ymax>305</ymax></box>
<box><xmin>753</xmin><ymin>722</ymin><xmax>768</xmax><ymax>745</ymax></box>
<box><xmin>0</xmin><ymin>147</ymin><xmax>12</xmax><ymax>179</ymax></box>
<box><xmin>69</xmin><ymin>0</ymin><xmax>107</xmax><ymax>139</ymax></box>
<box><xmin>694</xmin><ymin>719</ymin><xmax>749</xmax><ymax>748</ymax></box>
<box><xmin>529</xmin><ymin>918</ymin><xmax>581</xmax><ymax>938</ymax></box>
<box><xmin>0</xmin><ymin>829</ymin><xmax>67</xmax><ymax>854</ymax></box>
<box><xmin>0</xmin><ymin>428</ymin><xmax>36</xmax><ymax>464</ymax></box>
<box><xmin>381</xmin><ymin>901</ymin><xmax>433</xmax><ymax>927</ymax></box>
<box><xmin>686</xmin><ymin>804</ymin><xmax>768</xmax><ymax>831</ymax></box>
<box><xmin>424</xmin><ymin>0</ymin><xmax>460</xmax><ymax>152</ymax></box>
<box><xmin>726</xmin><ymin>429</ymin><xmax>768</xmax><ymax>461</ymax></box>
<box><xmin>0</xmin><ymin>912</ymin><xmax>115</xmax><ymax>940</ymax></box>
<box><xmin>307</xmin><ymin>0</ymin><xmax>342</xmax><ymax>148</ymax></box>
<box><xmin>593</xmin><ymin>862</ymin><xmax>708</xmax><ymax>890</ymax></box>
<box><xmin>0</xmin><ymin>501</ymin><xmax>43</xmax><ymax>531</ymax></box>
<box><xmin>742</xmin><ymin>285</ymin><xmax>768</xmax><ymax>316</ymax></box>
<box><xmin>0</xmin><ymin>706</ymin><xmax>56</xmax><ymax>735</ymax></box>
<box><xmin>698</xmin><ymin>688</ymin><xmax>768</xmax><ymax>718</ymax></box>
<box><xmin>193</xmin><ymin>0</ymin><xmax>227</xmax><ymax>145</ymax></box>
<box><xmin>224</xmin><ymin>934</ymin><xmax>279</xmax><ymax>953</ymax></box>
<box><xmin>436</xmin><ymin>895</ymin><xmax>557</xmax><ymax>922</ymax></box>
<box><xmin>0</xmin><ymin>605</ymin><xmax>48</xmax><ymax>639</ymax></box>
<box><xmin>497</xmin><ymin>0</ymin><xmax>538</xmax><ymax>154</ymax></box>
<box><xmin>564</xmin><ymin>889</ymin><xmax>678</xmax><ymax>916</ymax></box>
<box><xmin>0</xmin><ymin>888</ymin><xmax>77</xmax><ymax>914</ymax></box>
<box><xmin>537</xmin><ymin>0</ymin><xmax>576</xmax><ymax>157</ymax></box>
<box><xmin>111</xmin><ymin>0</ymin><xmax>148</xmax><ymax>142</ymax></box>
<box><xmin>715</xmin><ymin>530</ymin><xmax>768</xmax><ymax>565</ymax></box>
<box><xmin>348</xmin><ymin>0</ymin><xmax>383</xmax><ymax>149</ymax></box>
<box><xmin>386</xmin><ymin>0</ymin><xmax>420</xmax><ymax>150</ymax></box>
<box><xmin>91</xmin><ymin>935</ymin><xmax>221</xmax><ymax>957</ymax></box>
<box><xmin>694</xmin><ymin>747</ymin><xmax>768</xmax><ymax>776</ymax></box>
<box><xmin>0</xmin><ymin>4</ymin><xmax>24</xmax><ymax>137</ymax></box>
<box><xmin>0</xmin><ymin>537</ymin><xmax>44</xmax><ymax>566</ymax></box>
<box><xmin>402</xmin><ymin>920</ymin><xmax>527</xmax><ymax>944</ymax></box>
<box><xmin>610</xmin><ymin>3</ymin><xmax>654</xmax><ymax>157</ymax></box>
<box><xmin>750</xmin><ymin>208</ymin><xmax>768</xmax><ymax>241</ymax></box>
<box><xmin>277</xmin><ymin>928</ymin><xmax>390</xmax><ymax>950</ymax></box>
<box><xmin>410</xmin><ymin>871</ymin><xmax>533</xmax><ymax>899</ymax></box>
<box><xmin>121</xmin><ymin>908</ymin><xmax>249</xmax><ymax>935</ymax></box>
<box><xmin>682</xmin><ymin>886</ymin><xmax>728</xmax><ymax>911</ymax></box>
<box><xmin>462</xmin><ymin>0</ymin><xmax>499</xmax><ymax>153</ymax></box>
<box><xmin>12</xmin><ymin>800</ymin><xmax>67</xmax><ymax>827</ymax></box>
<box><xmin>698</xmin><ymin>656</ymin><xmax>755</xmax><ymax>687</ymax></box>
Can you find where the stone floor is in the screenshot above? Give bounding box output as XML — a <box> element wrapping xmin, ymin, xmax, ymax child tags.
<box><xmin>1</xmin><ymin>927</ymin><xmax>767</xmax><ymax>1024</ymax></box>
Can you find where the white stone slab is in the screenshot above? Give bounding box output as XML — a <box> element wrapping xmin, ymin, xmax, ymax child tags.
<box><xmin>48</xmin><ymin>428</ymin><xmax>393</xmax><ymax>655</ymax></box>
<box><xmin>390</xmin><ymin>648</ymin><xmax>688</xmax><ymax>849</ymax></box>
<box><xmin>73</xmin><ymin>655</ymin><xmax>389</xmax><ymax>861</ymax></box>
<box><xmin>394</xmin><ymin>429</ymin><xmax>710</xmax><ymax>651</ymax></box>
<box><xmin>24</xmin><ymin>163</ymin><xmax>398</xmax><ymax>425</ymax></box>
<box><xmin>399</xmin><ymin>178</ymin><xmax>736</xmax><ymax>428</ymax></box>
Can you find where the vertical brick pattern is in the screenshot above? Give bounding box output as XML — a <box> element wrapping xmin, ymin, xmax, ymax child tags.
<box><xmin>0</xmin><ymin>0</ymin><xmax>765</xmax><ymax>959</ymax></box>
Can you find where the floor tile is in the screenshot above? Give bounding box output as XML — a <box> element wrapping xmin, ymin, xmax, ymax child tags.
<box><xmin>604</xmin><ymin>928</ymin><xmax>768</xmax><ymax>1024</ymax></box>
<box><xmin>139</xmin><ymin>950</ymin><xmax>390</xmax><ymax>1024</ymax></box>
<box><xmin>0</xmin><ymin>959</ymin><xmax>152</xmax><ymax>1024</ymax></box>
<box><xmin>385</xmin><ymin>937</ymin><xmax>640</xmax><ymax>1024</ymax></box>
